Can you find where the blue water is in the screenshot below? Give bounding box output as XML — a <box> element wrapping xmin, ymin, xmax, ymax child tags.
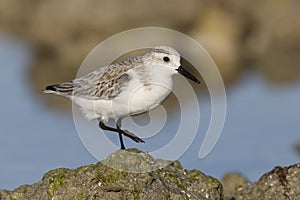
<box><xmin>0</xmin><ymin>36</ymin><xmax>299</xmax><ymax>190</ymax></box>
<box><xmin>0</xmin><ymin>36</ymin><xmax>96</xmax><ymax>190</ymax></box>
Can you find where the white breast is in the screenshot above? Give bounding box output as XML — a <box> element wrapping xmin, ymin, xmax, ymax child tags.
<box><xmin>111</xmin><ymin>77</ymin><xmax>173</xmax><ymax>119</ymax></box>
<box><xmin>73</xmin><ymin>66</ymin><xmax>175</xmax><ymax>122</ymax></box>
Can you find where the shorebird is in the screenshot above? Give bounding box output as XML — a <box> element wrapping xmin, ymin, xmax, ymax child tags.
<box><xmin>44</xmin><ymin>46</ymin><xmax>200</xmax><ymax>149</ymax></box>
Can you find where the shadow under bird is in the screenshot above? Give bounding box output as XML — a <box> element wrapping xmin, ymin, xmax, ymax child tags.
<box><xmin>44</xmin><ymin>46</ymin><xmax>200</xmax><ymax>149</ymax></box>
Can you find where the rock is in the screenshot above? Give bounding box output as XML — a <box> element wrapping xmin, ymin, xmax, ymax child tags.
<box><xmin>1</xmin><ymin>150</ymin><xmax>300</xmax><ymax>200</ymax></box>
<box><xmin>0</xmin><ymin>149</ymin><xmax>223</xmax><ymax>200</ymax></box>
<box><xmin>221</xmin><ymin>172</ymin><xmax>248</xmax><ymax>200</ymax></box>
<box><xmin>191</xmin><ymin>1</ymin><xmax>248</xmax><ymax>83</ymax></box>
<box><xmin>0</xmin><ymin>189</ymin><xmax>11</xmax><ymax>200</ymax></box>
<box><xmin>244</xmin><ymin>0</ymin><xmax>300</xmax><ymax>83</ymax></box>
<box><xmin>234</xmin><ymin>163</ymin><xmax>300</xmax><ymax>200</ymax></box>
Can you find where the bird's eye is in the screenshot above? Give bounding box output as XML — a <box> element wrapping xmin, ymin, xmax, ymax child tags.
<box><xmin>163</xmin><ymin>56</ymin><xmax>170</xmax><ymax>62</ymax></box>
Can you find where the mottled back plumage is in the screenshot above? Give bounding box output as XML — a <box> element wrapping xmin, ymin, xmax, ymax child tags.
<box><xmin>45</xmin><ymin>55</ymin><xmax>143</xmax><ymax>100</ymax></box>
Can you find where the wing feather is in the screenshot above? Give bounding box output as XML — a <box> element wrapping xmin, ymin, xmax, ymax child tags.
<box><xmin>44</xmin><ymin>56</ymin><xmax>142</xmax><ymax>100</ymax></box>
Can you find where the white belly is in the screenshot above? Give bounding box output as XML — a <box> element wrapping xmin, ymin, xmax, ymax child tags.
<box><xmin>112</xmin><ymin>81</ymin><xmax>172</xmax><ymax>118</ymax></box>
<box><xmin>73</xmin><ymin>97</ymin><xmax>113</xmax><ymax>121</ymax></box>
<box><xmin>74</xmin><ymin>76</ymin><xmax>173</xmax><ymax>121</ymax></box>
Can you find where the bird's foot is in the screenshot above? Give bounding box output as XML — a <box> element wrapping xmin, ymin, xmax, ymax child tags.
<box><xmin>121</xmin><ymin>130</ymin><xmax>145</xmax><ymax>143</ymax></box>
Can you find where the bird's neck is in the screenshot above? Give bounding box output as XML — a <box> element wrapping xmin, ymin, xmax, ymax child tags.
<box><xmin>147</xmin><ymin>65</ymin><xmax>174</xmax><ymax>90</ymax></box>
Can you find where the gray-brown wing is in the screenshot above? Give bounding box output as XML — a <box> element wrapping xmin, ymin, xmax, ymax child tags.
<box><xmin>45</xmin><ymin>57</ymin><xmax>141</xmax><ymax>99</ymax></box>
<box><xmin>72</xmin><ymin>68</ymin><xmax>131</xmax><ymax>100</ymax></box>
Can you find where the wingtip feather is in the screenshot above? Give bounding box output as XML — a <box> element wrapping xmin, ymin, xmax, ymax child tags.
<box><xmin>43</xmin><ymin>85</ymin><xmax>57</xmax><ymax>94</ymax></box>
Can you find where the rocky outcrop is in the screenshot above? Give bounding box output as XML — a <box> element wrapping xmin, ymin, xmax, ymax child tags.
<box><xmin>233</xmin><ymin>164</ymin><xmax>300</xmax><ymax>200</ymax></box>
<box><xmin>1</xmin><ymin>149</ymin><xmax>300</xmax><ymax>200</ymax></box>
<box><xmin>0</xmin><ymin>149</ymin><xmax>223</xmax><ymax>200</ymax></box>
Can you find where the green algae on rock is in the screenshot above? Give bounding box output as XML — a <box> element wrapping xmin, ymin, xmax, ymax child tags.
<box><xmin>0</xmin><ymin>149</ymin><xmax>223</xmax><ymax>200</ymax></box>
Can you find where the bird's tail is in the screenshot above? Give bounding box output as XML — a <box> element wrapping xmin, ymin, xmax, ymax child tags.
<box><xmin>43</xmin><ymin>82</ymin><xmax>74</xmax><ymax>96</ymax></box>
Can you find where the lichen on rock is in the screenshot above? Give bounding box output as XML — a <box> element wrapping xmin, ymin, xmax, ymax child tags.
<box><xmin>1</xmin><ymin>150</ymin><xmax>300</xmax><ymax>199</ymax></box>
<box><xmin>0</xmin><ymin>149</ymin><xmax>223</xmax><ymax>200</ymax></box>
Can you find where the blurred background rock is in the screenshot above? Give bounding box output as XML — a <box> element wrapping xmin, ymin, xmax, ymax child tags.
<box><xmin>221</xmin><ymin>172</ymin><xmax>248</xmax><ymax>200</ymax></box>
<box><xmin>1</xmin><ymin>0</ymin><xmax>300</xmax><ymax>107</ymax></box>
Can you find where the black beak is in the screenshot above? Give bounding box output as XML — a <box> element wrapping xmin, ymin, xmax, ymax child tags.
<box><xmin>176</xmin><ymin>66</ymin><xmax>200</xmax><ymax>84</ymax></box>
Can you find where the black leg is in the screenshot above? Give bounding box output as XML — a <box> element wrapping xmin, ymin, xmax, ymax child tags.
<box><xmin>119</xmin><ymin>129</ymin><xmax>145</xmax><ymax>143</ymax></box>
<box><xmin>116</xmin><ymin>125</ymin><xmax>126</xmax><ymax>150</ymax></box>
<box><xmin>99</xmin><ymin>121</ymin><xmax>118</xmax><ymax>132</ymax></box>
<box><xmin>99</xmin><ymin>121</ymin><xmax>125</xmax><ymax>149</ymax></box>
<box><xmin>116</xmin><ymin>118</ymin><xmax>145</xmax><ymax>143</ymax></box>
<box><xmin>98</xmin><ymin>121</ymin><xmax>145</xmax><ymax>146</ymax></box>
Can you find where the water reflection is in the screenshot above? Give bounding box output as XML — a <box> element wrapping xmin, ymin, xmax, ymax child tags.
<box><xmin>0</xmin><ymin>37</ymin><xmax>299</xmax><ymax>190</ymax></box>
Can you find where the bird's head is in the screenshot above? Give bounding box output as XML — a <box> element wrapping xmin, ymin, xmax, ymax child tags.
<box><xmin>146</xmin><ymin>46</ymin><xmax>200</xmax><ymax>84</ymax></box>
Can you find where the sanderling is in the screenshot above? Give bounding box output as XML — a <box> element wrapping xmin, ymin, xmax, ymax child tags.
<box><xmin>44</xmin><ymin>46</ymin><xmax>200</xmax><ymax>149</ymax></box>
